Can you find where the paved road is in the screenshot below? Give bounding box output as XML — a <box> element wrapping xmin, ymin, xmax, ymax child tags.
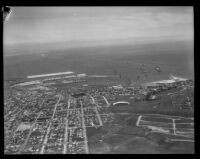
<box><xmin>102</xmin><ymin>96</ymin><xmax>110</xmax><ymax>106</ymax></box>
<box><xmin>63</xmin><ymin>95</ymin><xmax>70</xmax><ymax>154</ymax></box>
<box><xmin>40</xmin><ymin>94</ymin><xmax>62</xmax><ymax>154</ymax></box>
<box><xmin>80</xmin><ymin>100</ymin><xmax>89</xmax><ymax>154</ymax></box>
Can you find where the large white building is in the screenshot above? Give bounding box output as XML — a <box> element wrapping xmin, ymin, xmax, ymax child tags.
<box><xmin>27</xmin><ymin>71</ymin><xmax>74</xmax><ymax>79</ymax></box>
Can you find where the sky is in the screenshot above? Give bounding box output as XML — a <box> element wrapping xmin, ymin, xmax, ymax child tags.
<box><xmin>4</xmin><ymin>7</ymin><xmax>193</xmax><ymax>47</ymax></box>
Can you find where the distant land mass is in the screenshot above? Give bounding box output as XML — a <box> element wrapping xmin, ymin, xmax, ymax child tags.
<box><xmin>4</xmin><ymin>40</ymin><xmax>194</xmax><ymax>82</ymax></box>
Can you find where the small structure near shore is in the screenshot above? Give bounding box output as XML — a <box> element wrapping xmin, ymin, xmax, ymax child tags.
<box><xmin>113</xmin><ymin>101</ymin><xmax>130</xmax><ymax>106</ymax></box>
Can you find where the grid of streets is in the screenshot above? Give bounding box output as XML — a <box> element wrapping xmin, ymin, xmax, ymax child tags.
<box><xmin>4</xmin><ymin>78</ymin><xmax>194</xmax><ymax>154</ymax></box>
<box><xmin>4</xmin><ymin>90</ymin><xmax>110</xmax><ymax>154</ymax></box>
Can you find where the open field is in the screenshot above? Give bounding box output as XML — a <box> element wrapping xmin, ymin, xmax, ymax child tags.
<box><xmin>86</xmin><ymin>113</ymin><xmax>194</xmax><ymax>154</ymax></box>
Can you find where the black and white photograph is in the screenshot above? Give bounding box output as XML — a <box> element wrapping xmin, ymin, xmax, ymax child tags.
<box><xmin>3</xmin><ymin>6</ymin><xmax>194</xmax><ymax>154</ymax></box>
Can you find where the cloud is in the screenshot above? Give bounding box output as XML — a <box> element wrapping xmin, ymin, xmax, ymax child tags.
<box><xmin>4</xmin><ymin>7</ymin><xmax>193</xmax><ymax>46</ymax></box>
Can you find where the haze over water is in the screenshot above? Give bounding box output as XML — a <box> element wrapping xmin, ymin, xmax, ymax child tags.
<box><xmin>4</xmin><ymin>7</ymin><xmax>193</xmax><ymax>51</ymax></box>
<box><xmin>3</xmin><ymin>7</ymin><xmax>194</xmax><ymax>80</ymax></box>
